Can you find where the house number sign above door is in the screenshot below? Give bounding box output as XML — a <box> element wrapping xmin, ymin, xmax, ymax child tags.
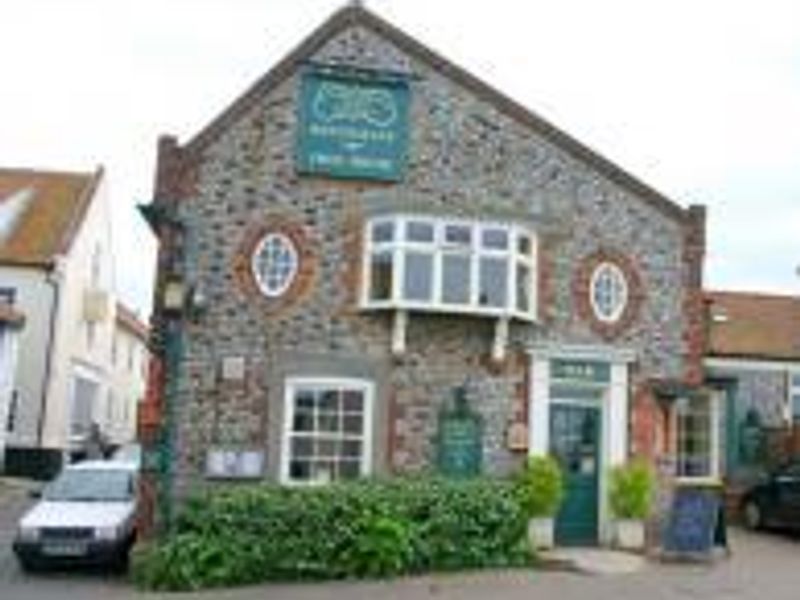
<box><xmin>296</xmin><ymin>68</ymin><xmax>410</xmax><ymax>181</ymax></box>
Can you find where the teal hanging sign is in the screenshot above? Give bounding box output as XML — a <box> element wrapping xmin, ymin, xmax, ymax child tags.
<box><xmin>296</xmin><ymin>69</ymin><xmax>410</xmax><ymax>181</ymax></box>
<box><xmin>551</xmin><ymin>359</ymin><xmax>611</xmax><ymax>384</ymax></box>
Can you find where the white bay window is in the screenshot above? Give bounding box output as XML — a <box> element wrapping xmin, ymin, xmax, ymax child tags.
<box><xmin>363</xmin><ymin>216</ymin><xmax>537</xmax><ymax>320</ymax></box>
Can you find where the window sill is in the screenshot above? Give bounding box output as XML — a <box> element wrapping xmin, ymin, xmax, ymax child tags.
<box><xmin>359</xmin><ymin>301</ymin><xmax>538</xmax><ymax>323</ymax></box>
<box><xmin>674</xmin><ymin>476</ymin><xmax>723</xmax><ymax>488</ymax></box>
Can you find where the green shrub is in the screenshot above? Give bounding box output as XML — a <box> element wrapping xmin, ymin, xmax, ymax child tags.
<box><xmin>609</xmin><ymin>459</ymin><xmax>655</xmax><ymax>520</ymax></box>
<box><xmin>513</xmin><ymin>455</ymin><xmax>564</xmax><ymax>518</ymax></box>
<box><xmin>133</xmin><ymin>477</ymin><xmax>531</xmax><ymax>591</ymax></box>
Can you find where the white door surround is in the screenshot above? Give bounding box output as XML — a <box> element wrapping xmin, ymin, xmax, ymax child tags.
<box><xmin>527</xmin><ymin>344</ymin><xmax>635</xmax><ymax>545</ymax></box>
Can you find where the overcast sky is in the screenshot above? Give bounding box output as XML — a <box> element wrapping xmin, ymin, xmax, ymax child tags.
<box><xmin>1</xmin><ymin>0</ymin><xmax>798</xmax><ymax>315</ymax></box>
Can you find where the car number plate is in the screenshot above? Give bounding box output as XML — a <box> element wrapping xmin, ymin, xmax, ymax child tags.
<box><xmin>42</xmin><ymin>543</ymin><xmax>87</xmax><ymax>557</ymax></box>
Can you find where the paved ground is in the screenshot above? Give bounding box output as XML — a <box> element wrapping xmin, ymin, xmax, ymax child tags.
<box><xmin>2</xmin><ymin>479</ymin><xmax>800</xmax><ymax>599</ymax></box>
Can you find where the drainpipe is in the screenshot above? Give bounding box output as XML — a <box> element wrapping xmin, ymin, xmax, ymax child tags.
<box><xmin>36</xmin><ymin>257</ymin><xmax>65</xmax><ymax>449</ymax></box>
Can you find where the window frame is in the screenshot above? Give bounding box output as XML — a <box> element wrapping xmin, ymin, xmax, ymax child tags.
<box><xmin>280</xmin><ymin>377</ymin><xmax>374</xmax><ymax>486</ymax></box>
<box><xmin>589</xmin><ymin>261</ymin><xmax>629</xmax><ymax>324</ymax></box>
<box><xmin>790</xmin><ymin>371</ymin><xmax>800</xmax><ymax>422</ymax></box>
<box><xmin>251</xmin><ymin>232</ymin><xmax>300</xmax><ymax>298</ymax></box>
<box><xmin>361</xmin><ymin>215</ymin><xmax>537</xmax><ymax>321</ymax></box>
<box><xmin>674</xmin><ymin>393</ymin><xmax>721</xmax><ymax>483</ymax></box>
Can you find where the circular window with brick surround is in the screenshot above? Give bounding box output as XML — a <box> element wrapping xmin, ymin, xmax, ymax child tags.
<box><xmin>573</xmin><ymin>249</ymin><xmax>643</xmax><ymax>340</ymax></box>
<box><xmin>251</xmin><ymin>233</ymin><xmax>299</xmax><ymax>297</ymax></box>
<box><xmin>590</xmin><ymin>262</ymin><xmax>628</xmax><ymax>323</ymax></box>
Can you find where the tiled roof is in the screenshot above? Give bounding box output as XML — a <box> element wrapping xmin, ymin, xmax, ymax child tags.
<box><xmin>116</xmin><ymin>302</ymin><xmax>149</xmax><ymax>341</ymax></box>
<box><xmin>0</xmin><ymin>167</ymin><xmax>102</xmax><ymax>267</ymax></box>
<box><xmin>0</xmin><ymin>302</ymin><xmax>25</xmax><ymax>326</ymax></box>
<box><xmin>706</xmin><ymin>291</ymin><xmax>800</xmax><ymax>361</ymax></box>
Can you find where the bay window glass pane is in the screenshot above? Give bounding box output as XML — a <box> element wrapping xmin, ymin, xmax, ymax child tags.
<box><xmin>517</xmin><ymin>234</ymin><xmax>532</xmax><ymax>256</ymax></box>
<box><xmin>792</xmin><ymin>373</ymin><xmax>800</xmax><ymax>388</ymax></box>
<box><xmin>369</xmin><ymin>251</ymin><xmax>393</xmax><ymax>301</ymax></box>
<box><xmin>371</xmin><ymin>221</ymin><xmax>394</xmax><ymax>243</ymax></box>
<box><xmin>444</xmin><ymin>224</ymin><xmax>472</xmax><ymax>246</ymax></box>
<box><xmin>339</xmin><ymin>460</ymin><xmax>361</xmax><ymax>480</ymax></box>
<box><xmin>291</xmin><ymin>437</ymin><xmax>313</xmax><ymax>458</ymax></box>
<box><xmin>342</xmin><ymin>390</ymin><xmax>363</xmax><ymax>412</ymax></box>
<box><xmin>406</xmin><ymin>221</ymin><xmax>434</xmax><ymax>243</ymax></box>
<box><xmin>481</xmin><ymin>228</ymin><xmax>508</xmax><ymax>250</ymax></box>
<box><xmin>403</xmin><ymin>252</ymin><xmax>434</xmax><ymax>302</ymax></box>
<box><xmin>516</xmin><ymin>262</ymin><xmax>532</xmax><ymax>312</ymax></box>
<box><xmin>792</xmin><ymin>394</ymin><xmax>800</xmax><ymax>421</ymax></box>
<box><xmin>676</xmin><ymin>398</ymin><xmax>712</xmax><ymax>477</ymax></box>
<box><xmin>479</xmin><ymin>257</ymin><xmax>508</xmax><ymax>308</ymax></box>
<box><xmin>441</xmin><ymin>254</ymin><xmax>471</xmax><ymax>304</ymax></box>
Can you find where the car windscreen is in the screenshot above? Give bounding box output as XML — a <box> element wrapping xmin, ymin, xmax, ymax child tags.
<box><xmin>44</xmin><ymin>468</ymin><xmax>133</xmax><ymax>502</ymax></box>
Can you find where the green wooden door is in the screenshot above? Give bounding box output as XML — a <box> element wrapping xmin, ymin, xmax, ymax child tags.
<box><xmin>550</xmin><ymin>403</ymin><xmax>601</xmax><ymax>545</ymax></box>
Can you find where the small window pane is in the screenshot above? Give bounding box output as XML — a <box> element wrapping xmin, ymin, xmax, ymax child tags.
<box><xmin>517</xmin><ymin>234</ymin><xmax>532</xmax><ymax>256</ymax></box>
<box><xmin>792</xmin><ymin>374</ymin><xmax>800</xmax><ymax>388</ymax></box>
<box><xmin>441</xmin><ymin>254</ymin><xmax>471</xmax><ymax>304</ymax></box>
<box><xmin>342</xmin><ymin>439</ymin><xmax>362</xmax><ymax>458</ymax></box>
<box><xmin>293</xmin><ymin>411</ymin><xmax>314</xmax><ymax>432</ymax></box>
<box><xmin>516</xmin><ymin>263</ymin><xmax>532</xmax><ymax>313</ymax></box>
<box><xmin>343</xmin><ymin>414</ymin><xmax>363</xmax><ymax>433</ymax></box>
<box><xmin>369</xmin><ymin>251</ymin><xmax>393</xmax><ymax>301</ymax></box>
<box><xmin>481</xmin><ymin>228</ymin><xmax>508</xmax><ymax>250</ymax></box>
<box><xmin>319</xmin><ymin>390</ymin><xmax>340</xmax><ymax>412</ymax></box>
<box><xmin>342</xmin><ymin>390</ymin><xmax>363</xmax><ymax>412</ymax></box>
<box><xmin>316</xmin><ymin>438</ymin><xmax>338</xmax><ymax>458</ymax></box>
<box><xmin>317</xmin><ymin>413</ymin><xmax>340</xmax><ymax>433</ymax></box>
<box><xmin>793</xmin><ymin>394</ymin><xmax>800</xmax><ymax>420</ymax></box>
<box><xmin>371</xmin><ymin>221</ymin><xmax>394</xmax><ymax>243</ymax></box>
<box><xmin>444</xmin><ymin>224</ymin><xmax>472</xmax><ymax>246</ymax></box>
<box><xmin>291</xmin><ymin>437</ymin><xmax>313</xmax><ymax>458</ymax></box>
<box><xmin>403</xmin><ymin>252</ymin><xmax>434</xmax><ymax>302</ymax></box>
<box><xmin>339</xmin><ymin>460</ymin><xmax>361</xmax><ymax>480</ymax></box>
<box><xmin>479</xmin><ymin>257</ymin><xmax>508</xmax><ymax>308</ymax></box>
<box><xmin>406</xmin><ymin>221</ymin><xmax>434</xmax><ymax>243</ymax></box>
<box><xmin>290</xmin><ymin>460</ymin><xmax>311</xmax><ymax>480</ymax></box>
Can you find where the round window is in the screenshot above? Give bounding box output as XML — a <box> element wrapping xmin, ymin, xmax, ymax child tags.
<box><xmin>251</xmin><ymin>233</ymin><xmax>299</xmax><ymax>298</ymax></box>
<box><xmin>590</xmin><ymin>262</ymin><xmax>628</xmax><ymax>323</ymax></box>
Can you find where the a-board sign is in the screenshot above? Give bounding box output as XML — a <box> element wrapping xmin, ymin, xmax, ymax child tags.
<box><xmin>663</xmin><ymin>486</ymin><xmax>724</xmax><ymax>557</ymax></box>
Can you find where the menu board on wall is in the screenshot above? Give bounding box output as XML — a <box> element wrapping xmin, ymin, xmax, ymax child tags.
<box><xmin>437</xmin><ymin>404</ymin><xmax>483</xmax><ymax>477</ymax></box>
<box><xmin>296</xmin><ymin>68</ymin><xmax>410</xmax><ymax>181</ymax></box>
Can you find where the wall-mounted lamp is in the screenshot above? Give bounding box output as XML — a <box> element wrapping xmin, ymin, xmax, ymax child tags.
<box><xmin>162</xmin><ymin>278</ymin><xmax>186</xmax><ymax>313</ymax></box>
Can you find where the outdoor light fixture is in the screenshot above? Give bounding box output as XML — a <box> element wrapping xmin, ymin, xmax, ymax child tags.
<box><xmin>162</xmin><ymin>278</ymin><xmax>186</xmax><ymax>313</ymax></box>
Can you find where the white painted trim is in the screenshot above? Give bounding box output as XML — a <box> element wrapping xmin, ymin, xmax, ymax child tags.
<box><xmin>281</xmin><ymin>377</ymin><xmax>374</xmax><ymax>486</ymax></box>
<box><xmin>361</xmin><ymin>214</ymin><xmax>538</xmax><ymax>321</ymax></box>
<box><xmin>528</xmin><ymin>357</ymin><xmax>550</xmax><ymax>456</ymax></box>
<box><xmin>527</xmin><ymin>343</ymin><xmax>637</xmax><ymax>364</ymax></box>
<box><xmin>704</xmin><ymin>357</ymin><xmax>800</xmax><ymax>373</ymax></box>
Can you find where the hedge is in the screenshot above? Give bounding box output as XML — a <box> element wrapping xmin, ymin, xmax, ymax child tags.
<box><xmin>132</xmin><ymin>477</ymin><xmax>532</xmax><ymax>590</ymax></box>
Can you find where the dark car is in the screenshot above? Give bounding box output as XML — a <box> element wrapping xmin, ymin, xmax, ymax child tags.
<box><xmin>741</xmin><ymin>461</ymin><xmax>800</xmax><ymax>530</ymax></box>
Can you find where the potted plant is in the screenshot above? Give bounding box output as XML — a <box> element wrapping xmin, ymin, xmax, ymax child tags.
<box><xmin>608</xmin><ymin>459</ymin><xmax>655</xmax><ymax>550</ymax></box>
<box><xmin>514</xmin><ymin>455</ymin><xmax>564</xmax><ymax>549</ymax></box>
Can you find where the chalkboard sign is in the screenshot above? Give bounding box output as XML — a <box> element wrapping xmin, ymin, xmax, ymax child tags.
<box><xmin>437</xmin><ymin>391</ymin><xmax>482</xmax><ymax>477</ymax></box>
<box><xmin>663</xmin><ymin>486</ymin><xmax>725</xmax><ymax>558</ymax></box>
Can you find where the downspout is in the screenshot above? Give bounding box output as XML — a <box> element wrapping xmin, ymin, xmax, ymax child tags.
<box><xmin>36</xmin><ymin>258</ymin><xmax>65</xmax><ymax>446</ymax></box>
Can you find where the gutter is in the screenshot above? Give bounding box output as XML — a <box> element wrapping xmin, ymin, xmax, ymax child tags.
<box><xmin>36</xmin><ymin>258</ymin><xmax>64</xmax><ymax>446</ymax></box>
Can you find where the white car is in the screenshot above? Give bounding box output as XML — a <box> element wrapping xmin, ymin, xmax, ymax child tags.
<box><xmin>13</xmin><ymin>461</ymin><xmax>138</xmax><ymax>572</ymax></box>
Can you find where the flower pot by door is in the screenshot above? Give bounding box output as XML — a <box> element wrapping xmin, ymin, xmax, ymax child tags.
<box><xmin>528</xmin><ymin>517</ymin><xmax>555</xmax><ymax>549</ymax></box>
<box><xmin>614</xmin><ymin>519</ymin><xmax>645</xmax><ymax>550</ymax></box>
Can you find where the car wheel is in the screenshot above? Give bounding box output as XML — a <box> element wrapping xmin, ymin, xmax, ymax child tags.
<box><xmin>744</xmin><ymin>500</ymin><xmax>763</xmax><ymax>530</ymax></box>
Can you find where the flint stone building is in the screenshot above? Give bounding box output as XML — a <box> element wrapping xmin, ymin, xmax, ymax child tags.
<box><xmin>142</xmin><ymin>5</ymin><xmax>708</xmax><ymax>546</ymax></box>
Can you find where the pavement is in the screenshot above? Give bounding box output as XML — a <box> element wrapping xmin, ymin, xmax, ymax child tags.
<box><xmin>2</xmin><ymin>478</ymin><xmax>800</xmax><ymax>599</ymax></box>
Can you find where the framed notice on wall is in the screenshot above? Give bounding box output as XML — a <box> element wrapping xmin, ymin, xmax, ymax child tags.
<box><xmin>296</xmin><ymin>67</ymin><xmax>410</xmax><ymax>181</ymax></box>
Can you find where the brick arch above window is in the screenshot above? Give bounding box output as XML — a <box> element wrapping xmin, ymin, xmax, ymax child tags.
<box><xmin>573</xmin><ymin>248</ymin><xmax>645</xmax><ymax>340</ymax></box>
<box><xmin>232</xmin><ymin>217</ymin><xmax>317</xmax><ymax>314</ymax></box>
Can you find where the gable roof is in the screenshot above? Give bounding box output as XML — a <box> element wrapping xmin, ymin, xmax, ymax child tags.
<box><xmin>181</xmin><ymin>4</ymin><xmax>690</xmax><ymax>223</ymax></box>
<box><xmin>0</xmin><ymin>167</ymin><xmax>103</xmax><ymax>268</ymax></box>
<box><xmin>706</xmin><ymin>291</ymin><xmax>800</xmax><ymax>362</ymax></box>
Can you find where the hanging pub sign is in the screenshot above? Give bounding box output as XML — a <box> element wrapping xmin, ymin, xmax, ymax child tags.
<box><xmin>437</xmin><ymin>386</ymin><xmax>483</xmax><ymax>477</ymax></box>
<box><xmin>296</xmin><ymin>67</ymin><xmax>410</xmax><ymax>181</ymax></box>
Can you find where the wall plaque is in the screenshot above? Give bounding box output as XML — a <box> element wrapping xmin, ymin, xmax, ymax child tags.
<box><xmin>296</xmin><ymin>68</ymin><xmax>410</xmax><ymax>181</ymax></box>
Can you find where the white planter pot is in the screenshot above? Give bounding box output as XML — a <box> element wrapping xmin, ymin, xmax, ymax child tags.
<box><xmin>528</xmin><ymin>517</ymin><xmax>555</xmax><ymax>550</ymax></box>
<box><xmin>614</xmin><ymin>519</ymin><xmax>645</xmax><ymax>550</ymax></box>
